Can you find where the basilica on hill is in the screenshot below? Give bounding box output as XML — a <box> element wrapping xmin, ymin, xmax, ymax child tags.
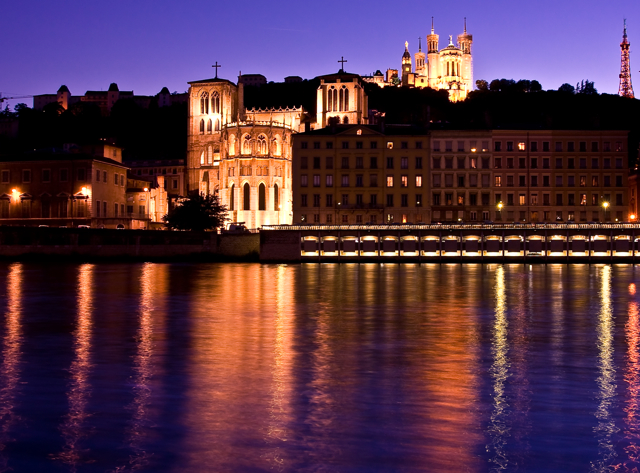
<box><xmin>365</xmin><ymin>19</ymin><xmax>473</xmax><ymax>102</ymax></box>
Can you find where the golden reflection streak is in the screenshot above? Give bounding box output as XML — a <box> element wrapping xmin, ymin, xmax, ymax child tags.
<box><xmin>487</xmin><ymin>265</ymin><xmax>510</xmax><ymax>471</ymax></box>
<box><xmin>56</xmin><ymin>264</ymin><xmax>94</xmax><ymax>470</ymax></box>
<box><xmin>0</xmin><ymin>264</ymin><xmax>22</xmax><ymax>473</ymax></box>
<box><xmin>591</xmin><ymin>265</ymin><xmax>618</xmax><ymax>472</ymax></box>
<box><xmin>118</xmin><ymin>263</ymin><xmax>157</xmax><ymax>472</ymax></box>
<box><xmin>264</xmin><ymin>264</ymin><xmax>294</xmax><ymax>471</ymax></box>
<box><xmin>623</xmin><ymin>288</ymin><xmax>640</xmax><ymax>470</ymax></box>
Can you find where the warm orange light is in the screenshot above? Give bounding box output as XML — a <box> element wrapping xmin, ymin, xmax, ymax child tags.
<box><xmin>81</xmin><ymin>187</ymin><xmax>88</xmax><ymax>194</ymax></box>
<box><xmin>143</xmin><ymin>187</ymin><xmax>149</xmax><ymax>192</ymax></box>
<box><xmin>631</xmin><ymin>214</ymin><xmax>637</xmax><ymax>220</ymax></box>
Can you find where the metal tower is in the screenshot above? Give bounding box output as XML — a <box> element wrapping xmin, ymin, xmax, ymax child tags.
<box><xmin>619</xmin><ymin>19</ymin><xmax>635</xmax><ymax>98</ymax></box>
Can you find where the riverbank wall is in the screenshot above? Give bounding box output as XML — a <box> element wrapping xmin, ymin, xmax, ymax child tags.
<box><xmin>0</xmin><ymin>227</ymin><xmax>260</xmax><ymax>261</ymax></box>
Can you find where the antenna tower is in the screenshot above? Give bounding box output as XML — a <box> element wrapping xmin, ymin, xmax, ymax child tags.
<box><xmin>619</xmin><ymin>19</ymin><xmax>635</xmax><ymax>98</ymax></box>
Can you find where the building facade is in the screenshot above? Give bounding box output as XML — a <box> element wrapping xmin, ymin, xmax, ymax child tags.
<box><xmin>292</xmin><ymin>126</ymin><xmax>631</xmax><ymax>225</ymax></box>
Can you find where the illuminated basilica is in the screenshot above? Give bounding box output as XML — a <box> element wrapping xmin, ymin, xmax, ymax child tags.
<box><xmin>401</xmin><ymin>19</ymin><xmax>473</xmax><ymax>101</ymax></box>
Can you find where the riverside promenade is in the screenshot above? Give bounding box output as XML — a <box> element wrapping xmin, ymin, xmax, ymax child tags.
<box><xmin>259</xmin><ymin>223</ymin><xmax>640</xmax><ymax>263</ymax></box>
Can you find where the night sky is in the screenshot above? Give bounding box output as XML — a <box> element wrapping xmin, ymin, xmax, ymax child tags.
<box><xmin>2</xmin><ymin>0</ymin><xmax>639</xmax><ymax>108</ymax></box>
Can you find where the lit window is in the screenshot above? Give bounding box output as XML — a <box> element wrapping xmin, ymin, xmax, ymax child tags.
<box><xmin>518</xmin><ymin>142</ymin><xmax>526</xmax><ymax>151</ymax></box>
<box><xmin>416</xmin><ymin>175</ymin><xmax>422</xmax><ymax>187</ymax></box>
<box><xmin>386</xmin><ymin>175</ymin><xmax>394</xmax><ymax>187</ymax></box>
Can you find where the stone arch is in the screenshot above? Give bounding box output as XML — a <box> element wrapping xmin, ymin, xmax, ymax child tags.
<box><xmin>200</xmin><ymin>92</ymin><xmax>209</xmax><ymax>114</ymax></box>
<box><xmin>229</xmin><ymin>183</ymin><xmax>235</xmax><ymax>211</ymax></box>
<box><xmin>207</xmin><ymin>119</ymin><xmax>212</xmax><ymax>133</ymax></box>
<box><xmin>199</xmin><ymin>119</ymin><xmax>205</xmax><ymax>134</ymax></box>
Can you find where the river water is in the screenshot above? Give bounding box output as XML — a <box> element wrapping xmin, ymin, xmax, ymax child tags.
<box><xmin>0</xmin><ymin>262</ymin><xmax>638</xmax><ymax>472</ymax></box>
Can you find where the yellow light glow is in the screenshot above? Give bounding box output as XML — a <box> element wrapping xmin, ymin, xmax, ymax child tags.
<box><xmin>497</xmin><ymin>202</ymin><xmax>503</xmax><ymax>210</ymax></box>
<box><xmin>631</xmin><ymin>214</ymin><xmax>637</xmax><ymax>220</ymax></box>
<box><xmin>470</xmin><ymin>148</ymin><xmax>477</xmax><ymax>153</ymax></box>
<box><xmin>144</xmin><ymin>188</ymin><xmax>149</xmax><ymax>192</ymax></box>
<box><xmin>81</xmin><ymin>187</ymin><xmax>88</xmax><ymax>194</ymax></box>
<box><xmin>603</xmin><ymin>202</ymin><xmax>610</xmax><ymax>209</ymax></box>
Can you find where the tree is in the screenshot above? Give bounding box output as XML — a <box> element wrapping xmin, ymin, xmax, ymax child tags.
<box><xmin>558</xmin><ymin>83</ymin><xmax>575</xmax><ymax>94</ymax></box>
<box><xmin>475</xmin><ymin>79</ymin><xmax>489</xmax><ymax>91</ymax></box>
<box><xmin>576</xmin><ymin>80</ymin><xmax>598</xmax><ymax>95</ymax></box>
<box><xmin>163</xmin><ymin>191</ymin><xmax>228</xmax><ymax>231</ymax></box>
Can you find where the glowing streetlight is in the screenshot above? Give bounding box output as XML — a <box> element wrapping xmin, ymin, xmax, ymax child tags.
<box><xmin>603</xmin><ymin>201</ymin><xmax>610</xmax><ymax>221</ymax></box>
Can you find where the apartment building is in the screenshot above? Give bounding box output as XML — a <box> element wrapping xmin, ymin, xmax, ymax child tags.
<box><xmin>292</xmin><ymin>125</ymin><xmax>429</xmax><ymax>224</ymax></box>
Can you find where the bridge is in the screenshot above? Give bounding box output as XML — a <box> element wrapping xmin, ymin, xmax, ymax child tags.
<box><xmin>260</xmin><ymin>223</ymin><xmax>640</xmax><ymax>263</ymax></box>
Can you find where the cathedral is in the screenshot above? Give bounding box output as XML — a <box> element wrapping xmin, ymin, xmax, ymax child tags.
<box><xmin>186</xmin><ymin>69</ymin><xmax>369</xmax><ymax>228</ymax></box>
<box><xmin>401</xmin><ymin>19</ymin><xmax>473</xmax><ymax>101</ymax></box>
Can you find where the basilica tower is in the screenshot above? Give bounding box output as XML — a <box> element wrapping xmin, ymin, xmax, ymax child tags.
<box><xmin>427</xmin><ymin>18</ymin><xmax>440</xmax><ymax>89</ymax></box>
<box><xmin>457</xmin><ymin>18</ymin><xmax>473</xmax><ymax>95</ymax></box>
<box><xmin>415</xmin><ymin>37</ymin><xmax>426</xmax><ymax>77</ymax></box>
<box><xmin>401</xmin><ymin>42</ymin><xmax>412</xmax><ymax>86</ymax></box>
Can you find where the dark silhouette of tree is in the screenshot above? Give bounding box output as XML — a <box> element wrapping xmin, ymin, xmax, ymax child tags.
<box><xmin>558</xmin><ymin>83</ymin><xmax>575</xmax><ymax>93</ymax></box>
<box><xmin>476</xmin><ymin>79</ymin><xmax>489</xmax><ymax>91</ymax></box>
<box><xmin>163</xmin><ymin>191</ymin><xmax>228</xmax><ymax>231</ymax></box>
<box><xmin>576</xmin><ymin>80</ymin><xmax>598</xmax><ymax>95</ymax></box>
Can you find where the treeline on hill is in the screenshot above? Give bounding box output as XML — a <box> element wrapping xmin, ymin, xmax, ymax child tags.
<box><xmin>0</xmin><ymin>98</ymin><xmax>187</xmax><ymax>161</ymax></box>
<box><xmin>2</xmin><ymin>79</ymin><xmax>640</xmax><ymax>166</ymax></box>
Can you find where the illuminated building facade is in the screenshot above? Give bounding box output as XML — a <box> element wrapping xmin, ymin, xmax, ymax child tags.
<box><xmin>187</xmin><ymin>70</ymin><xmax>370</xmax><ymax>227</ymax></box>
<box><xmin>0</xmin><ymin>148</ymin><xmax>167</xmax><ymax>228</ymax></box>
<box><xmin>292</xmin><ymin>126</ymin><xmax>631</xmax><ymax>225</ymax></box>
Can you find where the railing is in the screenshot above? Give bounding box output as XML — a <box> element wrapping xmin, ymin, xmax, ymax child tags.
<box><xmin>261</xmin><ymin>223</ymin><xmax>640</xmax><ymax>232</ymax></box>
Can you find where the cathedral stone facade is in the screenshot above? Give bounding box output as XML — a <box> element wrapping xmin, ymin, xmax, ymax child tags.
<box><xmin>187</xmin><ymin>71</ymin><xmax>369</xmax><ymax>228</ymax></box>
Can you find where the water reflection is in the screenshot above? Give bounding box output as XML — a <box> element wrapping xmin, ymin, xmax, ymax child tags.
<box><xmin>57</xmin><ymin>264</ymin><xmax>94</xmax><ymax>470</ymax></box>
<box><xmin>0</xmin><ymin>264</ymin><xmax>22</xmax><ymax>473</ymax></box>
<box><xmin>623</xmin><ymin>283</ymin><xmax>640</xmax><ymax>471</ymax></box>
<box><xmin>263</xmin><ymin>264</ymin><xmax>295</xmax><ymax>471</ymax></box>
<box><xmin>592</xmin><ymin>265</ymin><xmax>618</xmax><ymax>472</ymax></box>
<box><xmin>488</xmin><ymin>265</ymin><xmax>510</xmax><ymax>471</ymax></box>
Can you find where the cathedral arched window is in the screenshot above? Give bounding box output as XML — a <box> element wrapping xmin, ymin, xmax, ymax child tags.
<box><xmin>207</xmin><ymin>146</ymin><xmax>213</xmax><ymax>165</ymax></box>
<box><xmin>212</xmin><ymin>91</ymin><xmax>220</xmax><ymax>114</ymax></box>
<box><xmin>258</xmin><ymin>183</ymin><xmax>266</xmax><ymax>211</ymax></box>
<box><xmin>207</xmin><ymin>119</ymin><xmax>212</xmax><ymax>134</ymax></box>
<box><xmin>214</xmin><ymin>118</ymin><xmax>220</xmax><ymax>131</ymax></box>
<box><xmin>273</xmin><ymin>135</ymin><xmax>281</xmax><ymax>157</ymax></box>
<box><xmin>243</xmin><ymin>183</ymin><xmax>251</xmax><ymax>210</ymax></box>
<box><xmin>242</xmin><ymin>134</ymin><xmax>251</xmax><ymax>155</ymax></box>
<box><xmin>200</xmin><ymin>150</ymin><xmax>205</xmax><ymax>164</ymax></box>
<box><xmin>344</xmin><ymin>88</ymin><xmax>349</xmax><ymax>111</ymax></box>
<box><xmin>257</xmin><ymin>134</ymin><xmax>268</xmax><ymax>155</ymax></box>
<box><xmin>229</xmin><ymin>183</ymin><xmax>235</xmax><ymax>210</ymax></box>
<box><xmin>199</xmin><ymin>119</ymin><xmax>205</xmax><ymax>134</ymax></box>
<box><xmin>200</xmin><ymin>92</ymin><xmax>209</xmax><ymax>114</ymax></box>
<box><xmin>229</xmin><ymin>134</ymin><xmax>236</xmax><ymax>156</ymax></box>
<box><xmin>343</xmin><ymin>116</ymin><xmax>349</xmax><ymax>124</ymax></box>
<box><xmin>274</xmin><ymin>183</ymin><xmax>279</xmax><ymax>211</ymax></box>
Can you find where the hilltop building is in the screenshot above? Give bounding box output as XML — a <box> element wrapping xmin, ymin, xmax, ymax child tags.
<box><xmin>363</xmin><ymin>19</ymin><xmax>473</xmax><ymax>101</ymax></box>
<box><xmin>33</xmin><ymin>84</ymin><xmax>187</xmax><ymax>115</ymax></box>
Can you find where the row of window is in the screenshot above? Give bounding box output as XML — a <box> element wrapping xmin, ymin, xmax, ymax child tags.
<box><xmin>299</xmin><ymin>192</ymin><xmax>625</xmax><ymax>209</ymax></box>
<box><xmin>227</xmin><ymin>183</ymin><xmax>280</xmax><ymax>212</ymax></box>
<box><xmin>433</xmin><ymin>174</ymin><xmax>625</xmax><ymax>188</ymax></box>
<box><xmin>301</xmin><ymin>141</ymin><xmax>424</xmax><ymax>150</ymax></box>
<box><xmin>300</xmin><ymin>174</ymin><xmax>424</xmax><ymax>188</ymax></box>
<box><xmin>432</xmin><ymin>156</ymin><xmax>625</xmax><ymax>170</ymax></box>
<box><xmin>227</xmin><ymin>166</ymin><xmax>285</xmax><ymax>177</ymax></box>
<box><xmin>135</xmin><ymin>168</ymin><xmax>180</xmax><ymax>176</ymax></box>
<box><xmin>433</xmin><ymin>140</ymin><xmax>624</xmax><ymax>153</ymax></box>
<box><xmin>300</xmin><ymin>156</ymin><xmax>424</xmax><ymax>170</ymax></box>
<box><xmin>199</xmin><ymin>92</ymin><xmax>221</xmax><ymax>115</ymax></box>
<box><xmin>199</xmin><ymin>118</ymin><xmax>221</xmax><ymax>134</ymax></box>
<box><xmin>2</xmin><ymin>168</ymin><xmax>89</xmax><ymax>184</ymax></box>
<box><xmin>298</xmin><ymin>209</ymin><xmax>625</xmax><ymax>225</ymax></box>
<box><xmin>432</xmin><ymin>192</ymin><xmax>624</xmax><ymax>207</ymax></box>
<box><xmin>300</xmin><ymin>193</ymin><xmax>423</xmax><ymax>208</ymax></box>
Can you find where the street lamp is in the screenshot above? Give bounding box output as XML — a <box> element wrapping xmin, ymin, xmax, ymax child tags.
<box><xmin>603</xmin><ymin>201</ymin><xmax>610</xmax><ymax>222</ymax></box>
<box><xmin>497</xmin><ymin>201</ymin><xmax>503</xmax><ymax>221</ymax></box>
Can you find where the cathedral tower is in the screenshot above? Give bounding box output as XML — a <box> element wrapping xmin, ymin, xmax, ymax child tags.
<box><xmin>427</xmin><ymin>18</ymin><xmax>440</xmax><ymax>89</ymax></box>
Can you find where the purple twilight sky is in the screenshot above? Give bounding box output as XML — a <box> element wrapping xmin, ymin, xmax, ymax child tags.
<box><xmin>1</xmin><ymin>0</ymin><xmax>639</xmax><ymax>109</ymax></box>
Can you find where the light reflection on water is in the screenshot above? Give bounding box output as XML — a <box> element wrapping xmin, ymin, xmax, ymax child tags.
<box><xmin>0</xmin><ymin>264</ymin><xmax>22</xmax><ymax>473</ymax></box>
<box><xmin>0</xmin><ymin>263</ymin><xmax>639</xmax><ymax>472</ymax></box>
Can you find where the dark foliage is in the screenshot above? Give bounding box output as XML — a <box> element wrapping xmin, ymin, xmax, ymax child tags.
<box><xmin>243</xmin><ymin>80</ymin><xmax>320</xmax><ymax>113</ymax></box>
<box><xmin>162</xmin><ymin>191</ymin><xmax>228</xmax><ymax>231</ymax></box>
